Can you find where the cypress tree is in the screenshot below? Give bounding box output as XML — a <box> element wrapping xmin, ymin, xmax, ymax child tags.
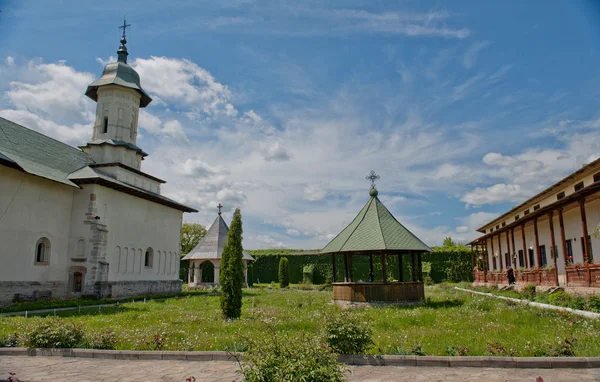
<box><xmin>220</xmin><ymin>208</ymin><xmax>244</xmax><ymax>319</ymax></box>
<box><xmin>279</xmin><ymin>257</ymin><xmax>290</xmax><ymax>288</ymax></box>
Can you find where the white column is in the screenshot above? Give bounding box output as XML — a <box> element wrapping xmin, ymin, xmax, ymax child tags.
<box><xmin>214</xmin><ymin>266</ymin><xmax>220</xmax><ymax>285</ymax></box>
<box><xmin>188</xmin><ymin>264</ymin><xmax>193</xmax><ymax>284</ymax></box>
<box><xmin>244</xmin><ymin>262</ymin><xmax>248</xmax><ymax>285</ymax></box>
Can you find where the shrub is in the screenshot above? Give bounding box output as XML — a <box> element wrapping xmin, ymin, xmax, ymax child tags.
<box><xmin>87</xmin><ymin>329</ymin><xmax>118</xmax><ymax>350</ymax></box>
<box><xmin>220</xmin><ymin>208</ymin><xmax>244</xmax><ymax>320</ymax></box>
<box><xmin>586</xmin><ymin>296</ymin><xmax>600</xmax><ymax>313</ymax></box>
<box><xmin>325</xmin><ymin>312</ymin><xmax>373</xmax><ymax>354</ymax></box>
<box><xmin>238</xmin><ymin>326</ymin><xmax>346</xmax><ymax>382</ymax></box>
<box><xmin>548</xmin><ymin>291</ymin><xmax>573</xmax><ymax>307</ymax></box>
<box><xmin>445</xmin><ymin>346</ymin><xmax>470</xmax><ymax>356</ymax></box>
<box><xmin>25</xmin><ymin>318</ymin><xmax>84</xmax><ymax>348</ymax></box>
<box><xmin>0</xmin><ymin>333</ymin><xmax>19</xmax><ymax>347</ymax></box>
<box><xmin>486</xmin><ymin>342</ymin><xmax>519</xmax><ymax>356</ymax></box>
<box><xmin>548</xmin><ymin>337</ymin><xmax>577</xmax><ymax>357</ymax></box>
<box><xmin>521</xmin><ymin>284</ymin><xmax>536</xmax><ymax>300</ymax></box>
<box><xmin>279</xmin><ymin>257</ymin><xmax>290</xmax><ymax>288</ymax></box>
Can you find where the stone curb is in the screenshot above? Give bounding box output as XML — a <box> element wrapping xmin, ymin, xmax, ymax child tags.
<box><xmin>455</xmin><ymin>287</ymin><xmax>600</xmax><ymax>320</ymax></box>
<box><xmin>1</xmin><ymin>348</ymin><xmax>599</xmax><ymax>368</ymax></box>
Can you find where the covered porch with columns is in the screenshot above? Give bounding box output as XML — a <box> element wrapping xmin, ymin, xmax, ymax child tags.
<box><xmin>469</xmin><ymin>182</ymin><xmax>600</xmax><ymax>288</ymax></box>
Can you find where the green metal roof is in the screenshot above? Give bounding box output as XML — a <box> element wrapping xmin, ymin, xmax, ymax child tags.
<box><xmin>320</xmin><ymin>189</ymin><xmax>432</xmax><ymax>254</ymax></box>
<box><xmin>0</xmin><ymin>117</ymin><xmax>93</xmax><ymax>187</ymax></box>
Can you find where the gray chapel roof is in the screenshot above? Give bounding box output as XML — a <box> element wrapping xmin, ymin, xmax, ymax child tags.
<box><xmin>182</xmin><ymin>214</ymin><xmax>254</xmax><ymax>261</ymax></box>
<box><xmin>0</xmin><ymin>117</ymin><xmax>197</xmax><ymax>213</ymax></box>
<box><xmin>0</xmin><ymin>116</ymin><xmax>93</xmax><ymax>187</ymax></box>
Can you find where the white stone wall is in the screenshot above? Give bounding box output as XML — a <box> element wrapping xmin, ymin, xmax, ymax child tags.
<box><xmin>92</xmin><ymin>185</ymin><xmax>183</xmax><ymax>282</ymax></box>
<box><xmin>95</xmin><ymin>166</ymin><xmax>161</xmax><ymax>194</ymax></box>
<box><xmin>0</xmin><ymin>168</ymin><xmax>74</xmax><ymax>299</ymax></box>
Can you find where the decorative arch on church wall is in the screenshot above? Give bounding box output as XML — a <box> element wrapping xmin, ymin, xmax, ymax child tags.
<box><xmin>76</xmin><ymin>238</ymin><xmax>85</xmax><ymax>258</ymax></box>
<box><xmin>137</xmin><ymin>249</ymin><xmax>142</xmax><ymax>273</ymax></box>
<box><xmin>121</xmin><ymin>247</ymin><xmax>128</xmax><ymax>273</ymax></box>
<box><xmin>115</xmin><ymin>246</ymin><xmax>121</xmax><ymax>273</ymax></box>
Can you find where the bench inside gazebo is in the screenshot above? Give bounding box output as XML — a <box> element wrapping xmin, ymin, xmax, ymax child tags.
<box><xmin>320</xmin><ymin>171</ymin><xmax>432</xmax><ymax>303</ymax></box>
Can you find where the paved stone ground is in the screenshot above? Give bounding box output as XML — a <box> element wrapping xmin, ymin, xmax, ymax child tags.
<box><xmin>1</xmin><ymin>356</ymin><xmax>600</xmax><ymax>381</ymax></box>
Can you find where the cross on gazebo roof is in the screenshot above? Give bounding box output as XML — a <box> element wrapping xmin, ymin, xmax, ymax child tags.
<box><xmin>365</xmin><ymin>170</ymin><xmax>380</xmax><ymax>189</ymax></box>
<box><xmin>217</xmin><ymin>203</ymin><xmax>223</xmax><ymax>215</ymax></box>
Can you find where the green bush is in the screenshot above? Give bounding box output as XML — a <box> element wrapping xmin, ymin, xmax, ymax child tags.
<box><xmin>239</xmin><ymin>327</ymin><xmax>346</xmax><ymax>382</ymax></box>
<box><xmin>548</xmin><ymin>291</ymin><xmax>573</xmax><ymax>307</ymax></box>
<box><xmin>279</xmin><ymin>257</ymin><xmax>290</xmax><ymax>288</ymax></box>
<box><xmin>325</xmin><ymin>312</ymin><xmax>373</xmax><ymax>354</ymax></box>
<box><xmin>87</xmin><ymin>329</ymin><xmax>118</xmax><ymax>350</ymax></box>
<box><xmin>586</xmin><ymin>296</ymin><xmax>600</xmax><ymax>313</ymax></box>
<box><xmin>521</xmin><ymin>284</ymin><xmax>536</xmax><ymax>300</ymax></box>
<box><xmin>25</xmin><ymin>318</ymin><xmax>84</xmax><ymax>348</ymax></box>
<box><xmin>0</xmin><ymin>333</ymin><xmax>19</xmax><ymax>347</ymax></box>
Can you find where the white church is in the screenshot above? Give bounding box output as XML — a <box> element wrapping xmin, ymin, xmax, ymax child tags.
<box><xmin>0</xmin><ymin>30</ymin><xmax>197</xmax><ymax>304</ymax></box>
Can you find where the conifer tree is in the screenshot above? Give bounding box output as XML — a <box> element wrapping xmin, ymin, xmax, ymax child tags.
<box><xmin>220</xmin><ymin>208</ymin><xmax>244</xmax><ymax>319</ymax></box>
<box><xmin>279</xmin><ymin>257</ymin><xmax>290</xmax><ymax>288</ymax></box>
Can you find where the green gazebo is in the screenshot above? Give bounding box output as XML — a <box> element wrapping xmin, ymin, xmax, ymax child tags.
<box><xmin>320</xmin><ymin>171</ymin><xmax>432</xmax><ymax>303</ymax></box>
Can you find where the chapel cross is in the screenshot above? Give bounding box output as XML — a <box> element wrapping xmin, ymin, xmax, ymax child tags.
<box><xmin>365</xmin><ymin>170</ymin><xmax>380</xmax><ymax>189</ymax></box>
<box><xmin>217</xmin><ymin>203</ymin><xmax>223</xmax><ymax>215</ymax></box>
<box><xmin>119</xmin><ymin>17</ymin><xmax>131</xmax><ymax>39</ymax></box>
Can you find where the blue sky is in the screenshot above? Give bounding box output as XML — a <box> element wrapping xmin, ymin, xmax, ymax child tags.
<box><xmin>1</xmin><ymin>1</ymin><xmax>600</xmax><ymax>249</ymax></box>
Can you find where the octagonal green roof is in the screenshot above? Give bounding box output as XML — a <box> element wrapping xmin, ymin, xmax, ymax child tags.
<box><xmin>320</xmin><ymin>189</ymin><xmax>432</xmax><ymax>254</ymax></box>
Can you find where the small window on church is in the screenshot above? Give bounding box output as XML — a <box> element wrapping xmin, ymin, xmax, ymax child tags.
<box><xmin>102</xmin><ymin>117</ymin><xmax>108</xmax><ymax>133</ymax></box>
<box><xmin>35</xmin><ymin>237</ymin><xmax>50</xmax><ymax>264</ymax></box>
<box><xmin>145</xmin><ymin>247</ymin><xmax>154</xmax><ymax>268</ymax></box>
<box><xmin>73</xmin><ymin>272</ymin><xmax>83</xmax><ymax>293</ymax></box>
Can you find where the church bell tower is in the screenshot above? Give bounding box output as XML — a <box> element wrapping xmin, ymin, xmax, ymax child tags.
<box><xmin>81</xmin><ymin>19</ymin><xmax>152</xmax><ymax>170</ymax></box>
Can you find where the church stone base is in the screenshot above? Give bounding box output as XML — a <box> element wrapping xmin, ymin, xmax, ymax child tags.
<box><xmin>0</xmin><ymin>281</ymin><xmax>69</xmax><ymax>305</ymax></box>
<box><xmin>94</xmin><ymin>280</ymin><xmax>182</xmax><ymax>299</ymax></box>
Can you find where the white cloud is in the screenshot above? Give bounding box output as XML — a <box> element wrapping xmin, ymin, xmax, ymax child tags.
<box><xmin>286</xmin><ymin>228</ymin><xmax>302</xmax><ymax>236</ymax></box>
<box><xmin>462</xmin><ymin>183</ymin><xmax>526</xmax><ymax>207</ymax></box>
<box><xmin>463</xmin><ymin>41</ymin><xmax>490</xmax><ymax>69</ymax></box>
<box><xmin>132</xmin><ymin>56</ymin><xmax>237</xmax><ymax>118</ymax></box>
<box><xmin>303</xmin><ymin>185</ymin><xmax>328</xmax><ymax>201</ymax></box>
<box><xmin>455</xmin><ymin>225</ymin><xmax>469</xmax><ymax>233</ymax></box>
<box><xmin>261</xmin><ymin>139</ymin><xmax>292</xmax><ymax>162</ymax></box>
<box><xmin>249</xmin><ymin>235</ymin><xmax>288</xmax><ymax>248</ymax></box>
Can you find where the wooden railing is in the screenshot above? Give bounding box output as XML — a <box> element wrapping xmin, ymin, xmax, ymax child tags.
<box><xmin>332</xmin><ymin>282</ymin><xmax>424</xmax><ymax>302</ymax></box>
<box><xmin>566</xmin><ymin>265</ymin><xmax>600</xmax><ymax>287</ymax></box>
<box><xmin>484</xmin><ymin>268</ymin><xmax>558</xmax><ymax>286</ymax></box>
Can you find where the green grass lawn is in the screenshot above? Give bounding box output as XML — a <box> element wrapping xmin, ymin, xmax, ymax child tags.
<box><xmin>1</xmin><ymin>284</ymin><xmax>599</xmax><ymax>356</ymax></box>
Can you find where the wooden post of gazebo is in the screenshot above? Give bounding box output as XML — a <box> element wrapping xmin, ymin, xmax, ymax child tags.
<box><xmin>322</xmin><ymin>171</ymin><xmax>432</xmax><ymax>303</ymax></box>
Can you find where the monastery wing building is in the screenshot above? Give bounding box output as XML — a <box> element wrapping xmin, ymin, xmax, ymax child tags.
<box><xmin>469</xmin><ymin>158</ymin><xmax>600</xmax><ymax>288</ymax></box>
<box><xmin>0</xmin><ymin>31</ymin><xmax>197</xmax><ymax>304</ymax></box>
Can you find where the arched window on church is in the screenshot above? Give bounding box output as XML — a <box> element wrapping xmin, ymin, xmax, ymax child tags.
<box><xmin>35</xmin><ymin>237</ymin><xmax>50</xmax><ymax>264</ymax></box>
<box><xmin>145</xmin><ymin>247</ymin><xmax>154</xmax><ymax>268</ymax></box>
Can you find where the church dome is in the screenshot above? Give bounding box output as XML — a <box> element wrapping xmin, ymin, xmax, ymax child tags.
<box><xmin>85</xmin><ymin>36</ymin><xmax>152</xmax><ymax>107</ymax></box>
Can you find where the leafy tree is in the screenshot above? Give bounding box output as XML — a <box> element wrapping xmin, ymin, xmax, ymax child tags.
<box><xmin>181</xmin><ymin>223</ymin><xmax>207</xmax><ymax>254</ymax></box>
<box><xmin>279</xmin><ymin>257</ymin><xmax>290</xmax><ymax>288</ymax></box>
<box><xmin>179</xmin><ymin>223</ymin><xmax>207</xmax><ymax>282</ymax></box>
<box><xmin>220</xmin><ymin>208</ymin><xmax>244</xmax><ymax>319</ymax></box>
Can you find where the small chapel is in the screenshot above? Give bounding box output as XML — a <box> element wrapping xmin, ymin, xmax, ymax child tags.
<box><xmin>0</xmin><ymin>23</ymin><xmax>197</xmax><ymax>304</ymax></box>
<box><xmin>182</xmin><ymin>204</ymin><xmax>254</xmax><ymax>286</ymax></box>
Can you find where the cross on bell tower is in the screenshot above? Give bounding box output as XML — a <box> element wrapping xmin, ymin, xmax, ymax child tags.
<box><xmin>217</xmin><ymin>203</ymin><xmax>223</xmax><ymax>215</ymax></box>
<box><xmin>119</xmin><ymin>17</ymin><xmax>131</xmax><ymax>39</ymax></box>
<box><xmin>117</xmin><ymin>17</ymin><xmax>131</xmax><ymax>63</ymax></box>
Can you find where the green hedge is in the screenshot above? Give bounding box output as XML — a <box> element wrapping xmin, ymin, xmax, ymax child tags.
<box><xmin>247</xmin><ymin>248</ymin><xmax>473</xmax><ymax>285</ymax></box>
